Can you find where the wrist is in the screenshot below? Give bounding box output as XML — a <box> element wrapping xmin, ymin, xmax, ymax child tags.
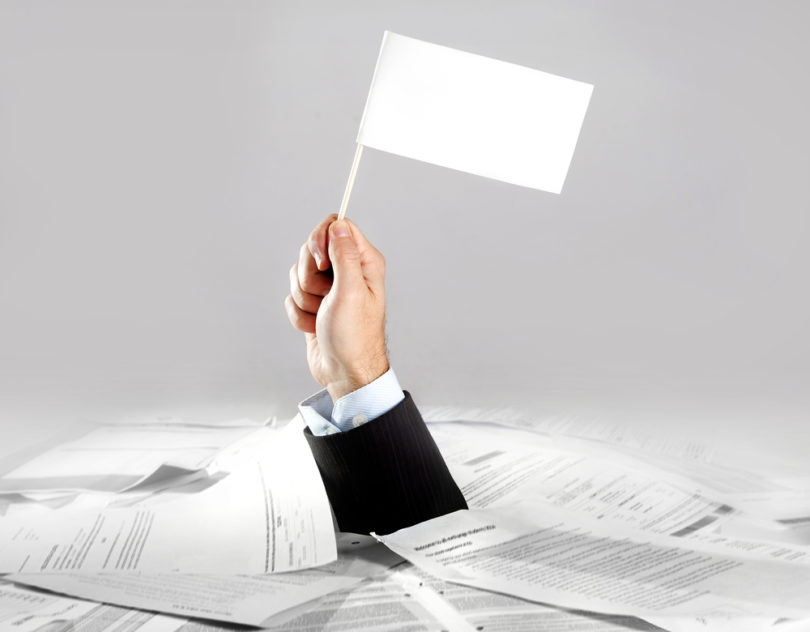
<box><xmin>326</xmin><ymin>355</ymin><xmax>389</xmax><ymax>401</ymax></box>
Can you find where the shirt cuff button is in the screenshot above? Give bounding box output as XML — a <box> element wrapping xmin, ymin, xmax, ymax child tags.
<box><xmin>351</xmin><ymin>414</ymin><xmax>368</xmax><ymax>428</ymax></box>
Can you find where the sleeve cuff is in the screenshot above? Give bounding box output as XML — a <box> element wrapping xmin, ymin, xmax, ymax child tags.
<box><xmin>298</xmin><ymin>368</ymin><xmax>405</xmax><ymax>436</ymax></box>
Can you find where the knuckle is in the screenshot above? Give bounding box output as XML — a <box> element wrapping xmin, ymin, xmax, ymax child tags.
<box><xmin>337</xmin><ymin>245</ymin><xmax>360</xmax><ymax>263</ymax></box>
<box><xmin>285</xmin><ymin>295</ymin><xmax>314</xmax><ymax>333</ymax></box>
<box><xmin>303</xmin><ymin>293</ymin><xmax>321</xmax><ymax>313</ymax></box>
<box><xmin>299</xmin><ymin>274</ymin><xmax>316</xmax><ymax>293</ymax></box>
<box><xmin>290</xmin><ymin>284</ymin><xmax>303</xmax><ymax>307</ymax></box>
<box><xmin>297</xmin><ymin>313</ymin><xmax>315</xmax><ymax>333</ymax></box>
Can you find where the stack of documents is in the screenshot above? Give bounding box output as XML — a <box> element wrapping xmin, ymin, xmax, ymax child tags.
<box><xmin>0</xmin><ymin>417</ymin><xmax>402</xmax><ymax>628</ymax></box>
<box><xmin>1</xmin><ymin>410</ymin><xmax>809</xmax><ymax>631</ymax></box>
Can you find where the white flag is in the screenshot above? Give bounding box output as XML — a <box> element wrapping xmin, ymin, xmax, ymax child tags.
<box><xmin>357</xmin><ymin>32</ymin><xmax>593</xmax><ymax>194</ymax></box>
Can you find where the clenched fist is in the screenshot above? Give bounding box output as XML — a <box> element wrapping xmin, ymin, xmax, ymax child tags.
<box><xmin>285</xmin><ymin>214</ymin><xmax>388</xmax><ymax>402</ymax></box>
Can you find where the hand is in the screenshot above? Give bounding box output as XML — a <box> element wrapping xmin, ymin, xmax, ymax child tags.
<box><xmin>285</xmin><ymin>214</ymin><xmax>388</xmax><ymax>402</ymax></box>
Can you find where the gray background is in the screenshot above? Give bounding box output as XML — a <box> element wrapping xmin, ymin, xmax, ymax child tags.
<box><xmin>1</xmin><ymin>1</ymin><xmax>807</xmax><ymax>465</ymax></box>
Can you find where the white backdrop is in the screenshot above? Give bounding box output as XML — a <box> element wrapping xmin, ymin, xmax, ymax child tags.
<box><xmin>1</xmin><ymin>1</ymin><xmax>808</xmax><ymax>464</ymax></box>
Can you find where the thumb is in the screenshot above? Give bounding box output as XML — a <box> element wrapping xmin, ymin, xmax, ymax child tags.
<box><xmin>328</xmin><ymin>219</ymin><xmax>365</xmax><ymax>293</ymax></box>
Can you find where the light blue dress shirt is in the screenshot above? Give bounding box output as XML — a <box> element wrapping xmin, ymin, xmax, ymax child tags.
<box><xmin>298</xmin><ymin>368</ymin><xmax>405</xmax><ymax>436</ymax></box>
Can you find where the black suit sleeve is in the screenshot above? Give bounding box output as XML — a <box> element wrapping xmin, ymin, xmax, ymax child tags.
<box><xmin>304</xmin><ymin>391</ymin><xmax>468</xmax><ymax>535</ymax></box>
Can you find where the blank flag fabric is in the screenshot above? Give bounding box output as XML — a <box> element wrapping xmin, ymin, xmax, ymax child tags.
<box><xmin>357</xmin><ymin>32</ymin><xmax>594</xmax><ymax>194</ymax></box>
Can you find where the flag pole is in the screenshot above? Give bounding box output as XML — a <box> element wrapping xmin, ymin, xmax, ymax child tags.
<box><xmin>337</xmin><ymin>144</ymin><xmax>364</xmax><ymax>220</ymax></box>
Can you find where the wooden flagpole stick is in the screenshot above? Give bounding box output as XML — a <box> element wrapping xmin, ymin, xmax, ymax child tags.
<box><xmin>337</xmin><ymin>144</ymin><xmax>364</xmax><ymax>220</ymax></box>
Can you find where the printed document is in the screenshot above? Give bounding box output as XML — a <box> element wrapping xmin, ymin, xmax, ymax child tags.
<box><xmin>0</xmin><ymin>581</ymin><xmax>186</xmax><ymax>632</ymax></box>
<box><xmin>259</xmin><ymin>562</ymin><xmax>665</xmax><ymax>632</ymax></box>
<box><xmin>430</xmin><ymin>422</ymin><xmax>734</xmax><ymax>536</ymax></box>
<box><xmin>0</xmin><ymin>422</ymin><xmax>336</xmax><ymax>574</ymax></box>
<box><xmin>375</xmin><ymin>504</ymin><xmax>810</xmax><ymax>620</ymax></box>
<box><xmin>11</xmin><ymin>539</ymin><xmax>401</xmax><ymax>626</ymax></box>
<box><xmin>0</xmin><ymin>423</ymin><xmax>259</xmax><ymax>493</ymax></box>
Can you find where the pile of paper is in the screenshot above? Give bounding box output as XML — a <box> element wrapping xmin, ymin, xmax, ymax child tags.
<box><xmin>1</xmin><ymin>411</ymin><xmax>809</xmax><ymax>631</ymax></box>
<box><xmin>0</xmin><ymin>417</ymin><xmax>402</xmax><ymax>629</ymax></box>
<box><xmin>383</xmin><ymin>416</ymin><xmax>810</xmax><ymax>632</ymax></box>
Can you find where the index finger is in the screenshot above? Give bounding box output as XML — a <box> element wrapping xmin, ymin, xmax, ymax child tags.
<box><xmin>307</xmin><ymin>213</ymin><xmax>338</xmax><ymax>271</ymax></box>
<box><xmin>297</xmin><ymin>242</ymin><xmax>333</xmax><ymax>297</ymax></box>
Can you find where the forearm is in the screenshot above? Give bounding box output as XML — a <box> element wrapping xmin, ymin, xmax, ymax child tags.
<box><xmin>303</xmin><ymin>391</ymin><xmax>467</xmax><ymax>535</ymax></box>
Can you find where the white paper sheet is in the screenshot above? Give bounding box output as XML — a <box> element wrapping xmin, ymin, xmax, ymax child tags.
<box><xmin>0</xmin><ymin>581</ymin><xmax>187</xmax><ymax>632</ymax></box>
<box><xmin>775</xmin><ymin>620</ymin><xmax>810</xmax><ymax>632</ymax></box>
<box><xmin>259</xmin><ymin>571</ymin><xmax>448</xmax><ymax>632</ymax></box>
<box><xmin>10</xmin><ymin>539</ymin><xmax>401</xmax><ymax>627</ymax></box>
<box><xmin>430</xmin><ymin>422</ymin><xmax>735</xmax><ymax>537</ymax></box>
<box><xmin>0</xmin><ymin>423</ymin><xmax>336</xmax><ymax>574</ymax></box>
<box><xmin>357</xmin><ymin>31</ymin><xmax>593</xmax><ymax>193</ymax></box>
<box><xmin>646</xmin><ymin>615</ymin><xmax>787</xmax><ymax>632</ymax></box>
<box><xmin>394</xmin><ymin>565</ymin><xmax>667</xmax><ymax>632</ymax></box>
<box><xmin>428</xmin><ymin>415</ymin><xmax>810</xmax><ymax>541</ymax></box>
<box><xmin>256</xmin><ymin>563</ymin><xmax>672</xmax><ymax>632</ymax></box>
<box><xmin>375</xmin><ymin>505</ymin><xmax>810</xmax><ymax>620</ymax></box>
<box><xmin>685</xmin><ymin>530</ymin><xmax>810</xmax><ymax>565</ymax></box>
<box><xmin>723</xmin><ymin>487</ymin><xmax>810</xmax><ymax>526</ymax></box>
<box><xmin>0</xmin><ymin>423</ymin><xmax>259</xmax><ymax>493</ymax></box>
<box><xmin>424</xmin><ymin>408</ymin><xmax>716</xmax><ymax>463</ymax></box>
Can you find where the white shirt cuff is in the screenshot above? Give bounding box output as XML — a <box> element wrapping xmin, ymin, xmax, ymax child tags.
<box><xmin>298</xmin><ymin>368</ymin><xmax>405</xmax><ymax>436</ymax></box>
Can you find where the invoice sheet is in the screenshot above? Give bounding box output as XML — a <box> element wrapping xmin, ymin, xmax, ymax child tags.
<box><xmin>0</xmin><ymin>421</ymin><xmax>336</xmax><ymax>574</ymax></box>
<box><xmin>0</xmin><ymin>581</ymin><xmax>187</xmax><ymax>632</ymax></box>
<box><xmin>0</xmin><ymin>423</ymin><xmax>260</xmax><ymax>493</ymax></box>
<box><xmin>10</xmin><ymin>540</ymin><xmax>401</xmax><ymax>627</ymax></box>
<box><xmin>429</xmin><ymin>422</ymin><xmax>735</xmax><ymax>537</ymax></box>
<box><xmin>375</xmin><ymin>504</ymin><xmax>810</xmax><ymax>620</ymax></box>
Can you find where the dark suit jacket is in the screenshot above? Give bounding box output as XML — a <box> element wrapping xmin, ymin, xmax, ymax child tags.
<box><xmin>304</xmin><ymin>391</ymin><xmax>468</xmax><ymax>535</ymax></box>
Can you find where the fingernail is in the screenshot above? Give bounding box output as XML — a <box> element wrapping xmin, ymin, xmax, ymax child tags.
<box><xmin>332</xmin><ymin>220</ymin><xmax>350</xmax><ymax>237</ymax></box>
<box><xmin>313</xmin><ymin>250</ymin><xmax>323</xmax><ymax>269</ymax></box>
